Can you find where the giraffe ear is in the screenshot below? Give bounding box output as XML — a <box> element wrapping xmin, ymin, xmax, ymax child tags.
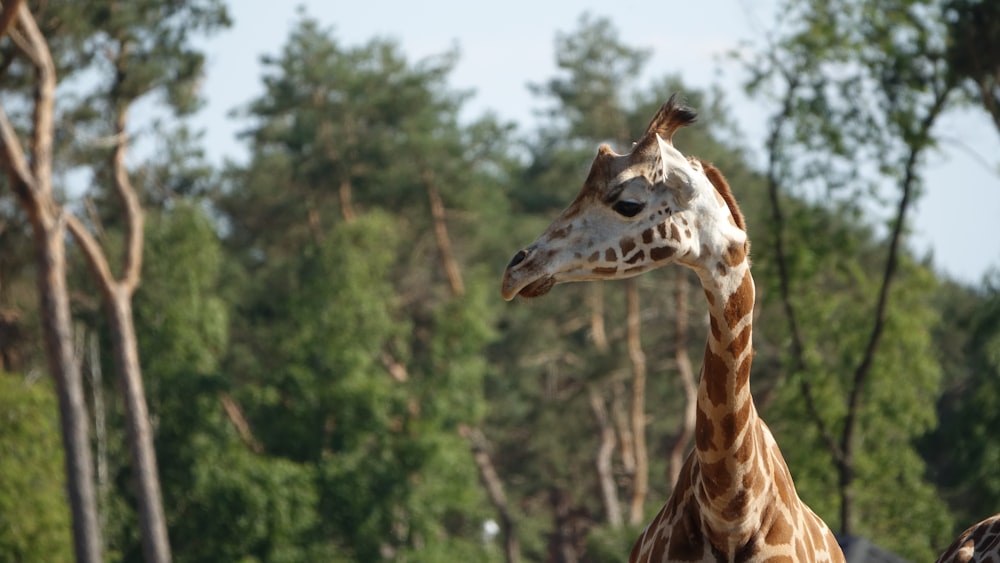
<box><xmin>643</xmin><ymin>93</ymin><xmax>698</xmax><ymax>146</ymax></box>
<box><xmin>655</xmin><ymin>133</ymin><xmax>697</xmax><ymax>202</ymax></box>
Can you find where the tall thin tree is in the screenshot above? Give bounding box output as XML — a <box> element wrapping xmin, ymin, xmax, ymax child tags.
<box><xmin>0</xmin><ymin>3</ymin><xmax>102</xmax><ymax>561</ymax></box>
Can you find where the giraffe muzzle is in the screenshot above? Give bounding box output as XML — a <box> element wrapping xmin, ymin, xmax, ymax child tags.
<box><xmin>501</xmin><ymin>246</ymin><xmax>557</xmax><ymax>301</ymax></box>
<box><xmin>507</xmin><ymin>248</ymin><xmax>529</xmax><ymax>269</ymax></box>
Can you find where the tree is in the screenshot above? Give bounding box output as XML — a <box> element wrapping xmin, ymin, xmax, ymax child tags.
<box><xmin>0</xmin><ymin>4</ymin><xmax>102</xmax><ymax>560</ymax></box>
<box><xmin>215</xmin><ymin>14</ymin><xmax>511</xmax><ymax>559</ymax></box>
<box><xmin>495</xmin><ymin>13</ymin><xmax>775</xmax><ymax>560</ymax></box>
<box><xmin>922</xmin><ymin>276</ymin><xmax>1000</xmax><ymax>537</ymax></box>
<box><xmin>945</xmin><ymin>0</ymin><xmax>1000</xmax><ymax>134</ymax></box>
<box><xmin>740</xmin><ymin>0</ymin><xmax>960</xmax><ymax>556</ymax></box>
<box><xmin>62</xmin><ymin>4</ymin><xmax>228</xmax><ymax>558</ymax></box>
<box><xmin>0</xmin><ymin>373</ymin><xmax>73</xmax><ymax>562</ymax></box>
<box><xmin>2</xmin><ymin>1</ymin><xmax>230</xmax><ymax>559</ymax></box>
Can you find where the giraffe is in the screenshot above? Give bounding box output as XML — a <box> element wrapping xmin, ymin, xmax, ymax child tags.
<box><xmin>937</xmin><ymin>514</ymin><xmax>1000</xmax><ymax>563</ymax></box>
<box><xmin>500</xmin><ymin>95</ymin><xmax>845</xmax><ymax>562</ymax></box>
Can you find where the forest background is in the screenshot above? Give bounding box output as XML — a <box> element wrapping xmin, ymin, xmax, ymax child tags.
<box><xmin>0</xmin><ymin>0</ymin><xmax>999</xmax><ymax>562</ymax></box>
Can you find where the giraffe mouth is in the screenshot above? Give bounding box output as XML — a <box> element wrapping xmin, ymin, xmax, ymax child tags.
<box><xmin>517</xmin><ymin>275</ymin><xmax>556</xmax><ymax>298</ymax></box>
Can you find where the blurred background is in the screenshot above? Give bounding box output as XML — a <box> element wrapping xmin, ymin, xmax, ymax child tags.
<box><xmin>0</xmin><ymin>0</ymin><xmax>998</xmax><ymax>561</ymax></box>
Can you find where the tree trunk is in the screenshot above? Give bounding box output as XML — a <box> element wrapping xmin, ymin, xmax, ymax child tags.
<box><xmin>0</xmin><ymin>5</ymin><xmax>103</xmax><ymax>560</ymax></box>
<box><xmin>36</xmin><ymin>216</ymin><xmax>103</xmax><ymax>563</ymax></box>
<box><xmin>548</xmin><ymin>487</ymin><xmax>580</xmax><ymax>563</ymax></box>
<box><xmin>626</xmin><ymin>279</ymin><xmax>648</xmax><ymax>526</ymax></box>
<box><xmin>107</xmin><ymin>292</ymin><xmax>171</xmax><ymax>562</ymax></box>
<box><xmin>589</xmin><ymin>387</ymin><xmax>623</xmax><ymax>528</ymax></box>
<box><xmin>588</xmin><ymin>284</ymin><xmax>608</xmax><ymax>352</ymax></box>
<box><xmin>612</xmin><ymin>377</ymin><xmax>635</xmax><ymax>476</ymax></box>
<box><xmin>668</xmin><ymin>270</ymin><xmax>697</xmax><ymax>489</ymax></box>
<box><xmin>423</xmin><ymin>168</ymin><xmax>464</xmax><ymax>297</ymax></box>
<box><xmin>460</xmin><ymin>426</ymin><xmax>521</xmax><ymax>563</ymax></box>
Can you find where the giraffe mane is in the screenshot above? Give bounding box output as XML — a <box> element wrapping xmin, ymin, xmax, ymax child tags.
<box><xmin>698</xmin><ymin>158</ymin><xmax>746</xmax><ymax>232</ymax></box>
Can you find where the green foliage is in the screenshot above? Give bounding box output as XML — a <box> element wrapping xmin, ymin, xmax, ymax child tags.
<box><xmin>171</xmin><ymin>447</ymin><xmax>326</xmax><ymax>563</ymax></box>
<box><xmin>5</xmin><ymin>3</ymin><xmax>1000</xmax><ymax>561</ymax></box>
<box><xmin>923</xmin><ymin>278</ymin><xmax>1000</xmax><ymax>536</ymax></box>
<box><xmin>214</xmin><ymin>16</ymin><xmax>505</xmax><ymax>552</ymax></box>
<box><xmin>0</xmin><ymin>375</ymin><xmax>73</xmax><ymax>563</ymax></box>
<box><xmin>749</xmin><ymin>190</ymin><xmax>954</xmax><ymax>560</ymax></box>
<box><xmin>741</xmin><ymin>0</ymin><xmax>973</xmax><ymax>557</ymax></box>
<box><xmin>138</xmin><ymin>203</ymin><xmax>227</xmax><ymax>380</ymax></box>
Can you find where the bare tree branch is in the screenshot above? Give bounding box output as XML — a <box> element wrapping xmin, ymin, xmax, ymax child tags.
<box><xmin>0</xmin><ymin>105</ymin><xmax>35</xmax><ymax>200</ymax></box>
<box><xmin>65</xmin><ymin>213</ymin><xmax>117</xmax><ymax>289</ymax></box>
<box><xmin>625</xmin><ymin>279</ymin><xmax>648</xmax><ymax>526</ymax></box>
<box><xmin>668</xmin><ymin>269</ymin><xmax>697</xmax><ymax>489</ymax></box>
<box><xmin>220</xmin><ymin>392</ymin><xmax>263</xmax><ymax>454</ymax></box>
<box><xmin>423</xmin><ymin>166</ymin><xmax>465</xmax><ymax>298</ymax></box>
<box><xmin>760</xmin><ymin>61</ymin><xmax>845</xmax><ymax>464</ymax></box>
<box><xmin>0</xmin><ymin>0</ymin><xmax>24</xmax><ymax>40</ymax></box>
<box><xmin>838</xmin><ymin>87</ymin><xmax>953</xmax><ymax>534</ymax></box>
<box><xmin>589</xmin><ymin>387</ymin><xmax>623</xmax><ymax>528</ymax></box>
<box><xmin>460</xmin><ymin>425</ymin><xmax>521</xmax><ymax>563</ymax></box>
<box><xmin>111</xmin><ymin>104</ymin><xmax>143</xmax><ymax>293</ymax></box>
<box><xmin>0</xmin><ymin>6</ymin><xmax>103</xmax><ymax>561</ymax></box>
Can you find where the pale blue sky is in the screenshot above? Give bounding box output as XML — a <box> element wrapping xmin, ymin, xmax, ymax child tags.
<box><xmin>189</xmin><ymin>0</ymin><xmax>1000</xmax><ymax>284</ymax></box>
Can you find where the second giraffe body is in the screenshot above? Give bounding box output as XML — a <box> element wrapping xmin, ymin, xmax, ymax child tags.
<box><xmin>501</xmin><ymin>96</ymin><xmax>845</xmax><ymax>562</ymax></box>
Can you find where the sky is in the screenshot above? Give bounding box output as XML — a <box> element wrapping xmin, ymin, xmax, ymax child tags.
<box><xmin>187</xmin><ymin>0</ymin><xmax>1000</xmax><ymax>285</ymax></box>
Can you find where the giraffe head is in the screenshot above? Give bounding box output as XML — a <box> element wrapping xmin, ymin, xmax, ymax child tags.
<box><xmin>502</xmin><ymin>95</ymin><xmax>748</xmax><ymax>301</ymax></box>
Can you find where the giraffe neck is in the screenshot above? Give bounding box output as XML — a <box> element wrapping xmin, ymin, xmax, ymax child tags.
<box><xmin>691</xmin><ymin>257</ymin><xmax>766</xmax><ymax>541</ymax></box>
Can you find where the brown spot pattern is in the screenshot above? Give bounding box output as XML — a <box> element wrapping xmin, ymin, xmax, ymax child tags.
<box><xmin>695</xmin><ymin>406</ymin><xmax>714</xmax><ymax>452</ymax></box>
<box><xmin>666</xmin><ymin>508</ymin><xmax>705</xmax><ymax>561</ymax></box>
<box><xmin>701</xmin><ymin>458</ymin><xmax>732</xmax><ymax>497</ymax></box>
<box><xmin>720</xmin><ymin>413</ymin><xmax>737</xmax><ymax>449</ymax></box>
<box><xmin>724</xmin><ymin>240</ymin><xmax>746</xmax><ymax>267</ymax></box>
<box><xmin>724</xmin><ymin>270</ymin><xmax>754</xmax><ymax>327</ymax></box>
<box><xmin>703</xmin><ymin>349</ymin><xmax>728</xmax><ymax>407</ymax></box>
<box><xmin>620</xmin><ymin>237</ymin><xmax>637</xmax><ymax>256</ymax></box>
<box><xmin>625</xmin><ymin>250</ymin><xmax>645</xmax><ymax>264</ymax></box>
<box><xmin>650</xmin><ymin>245</ymin><xmax>676</xmax><ymax>261</ymax></box>
<box><xmin>766</xmin><ymin>513</ymin><xmax>793</xmax><ymax>546</ymax></box>
<box><xmin>709</xmin><ymin>317</ymin><xmax>722</xmax><ymax>346</ymax></box>
<box><xmin>657</xmin><ymin>222</ymin><xmax>668</xmax><ymax>239</ymax></box>
<box><xmin>723</xmin><ymin>489</ymin><xmax>748</xmax><ymax>520</ymax></box>
<box><xmin>549</xmin><ymin>225</ymin><xmax>572</xmax><ymax>240</ymax></box>
<box><xmin>937</xmin><ymin>514</ymin><xmax>1000</xmax><ymax>563</ymax></box>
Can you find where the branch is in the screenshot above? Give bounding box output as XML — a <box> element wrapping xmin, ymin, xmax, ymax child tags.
<box><xmin>65</xmin><ymin>213</ymin><xmax>117</xmax><ymax>292</ymax></box>
<box><xmin>761</xmin><ymin>61</ymin><xmax>844</xmax><ymax>464</ymax></box>
<box><xmin>668</xmin><ymin>269</ymin><xmax>697</xmax><ymax>489</ymax></box>
<box><xmin>839</xmin><ymin>87</ymin><xmax>953</xmax><ymax>469</ymax></box>
<box><xmin>110</xmin><ymin>104</ymin><xmax>143</xmax><ymax>293</ymax></box>
<box><xmin>588</xmin><ymin>387</ymin><xmax>623</xmax><ymax>528</ymax></box>
<box><xmin>11</xmin><ymin>3</ymin><xmax>55</xmax><ymax>197</ymax></box>
<box><xmin>220</xmin><ymin>393</ymin><xmax>263</xmax><ymax>454</ymax></box>
<box><xmin>625</xmin><ymin>279</ymin><xmax>648</xmax><ymax>526</ymax></box>
<box><xmin>0</xmin><ymin>0</ymin><xmax>24</xmax><ymax>40</ymax></box>
<box><xmin>0</xmin><ymin>103</ymin><xmax>37</xmax><ymax>206</ymax></box>
<box><xmin>423</xmin><ymin>166</ymin><xmax>464</xmax><ymax>298</ymax></box>
<box><xmin>459</xmin><ymin>425</ymin><xmax>521</xmax><ymax>563</ymax></box>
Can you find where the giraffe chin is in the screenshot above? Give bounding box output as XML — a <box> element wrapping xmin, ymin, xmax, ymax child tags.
<box><xmin>518</xmin><ymin>275</ymin><xmax>556</xmax><ymax>298</ymax></box>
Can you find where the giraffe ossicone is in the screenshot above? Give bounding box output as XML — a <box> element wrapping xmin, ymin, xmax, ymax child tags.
<box><xmin>501</xmin><ymin>95</ymin><xmax>846</xmax><ymax>562</ymax></box>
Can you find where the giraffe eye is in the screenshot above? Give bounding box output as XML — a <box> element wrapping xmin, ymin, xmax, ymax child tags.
<box><xmin>612</xmin><ymin>199</ymin><xmax>646</xmax><ymax>218</ymax></box>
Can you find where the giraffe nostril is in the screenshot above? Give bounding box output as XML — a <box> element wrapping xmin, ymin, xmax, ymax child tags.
<box><xmin>507</xmin><ymin>249</ymin><xmax>529</xmax><ymax>269</ymax></box>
